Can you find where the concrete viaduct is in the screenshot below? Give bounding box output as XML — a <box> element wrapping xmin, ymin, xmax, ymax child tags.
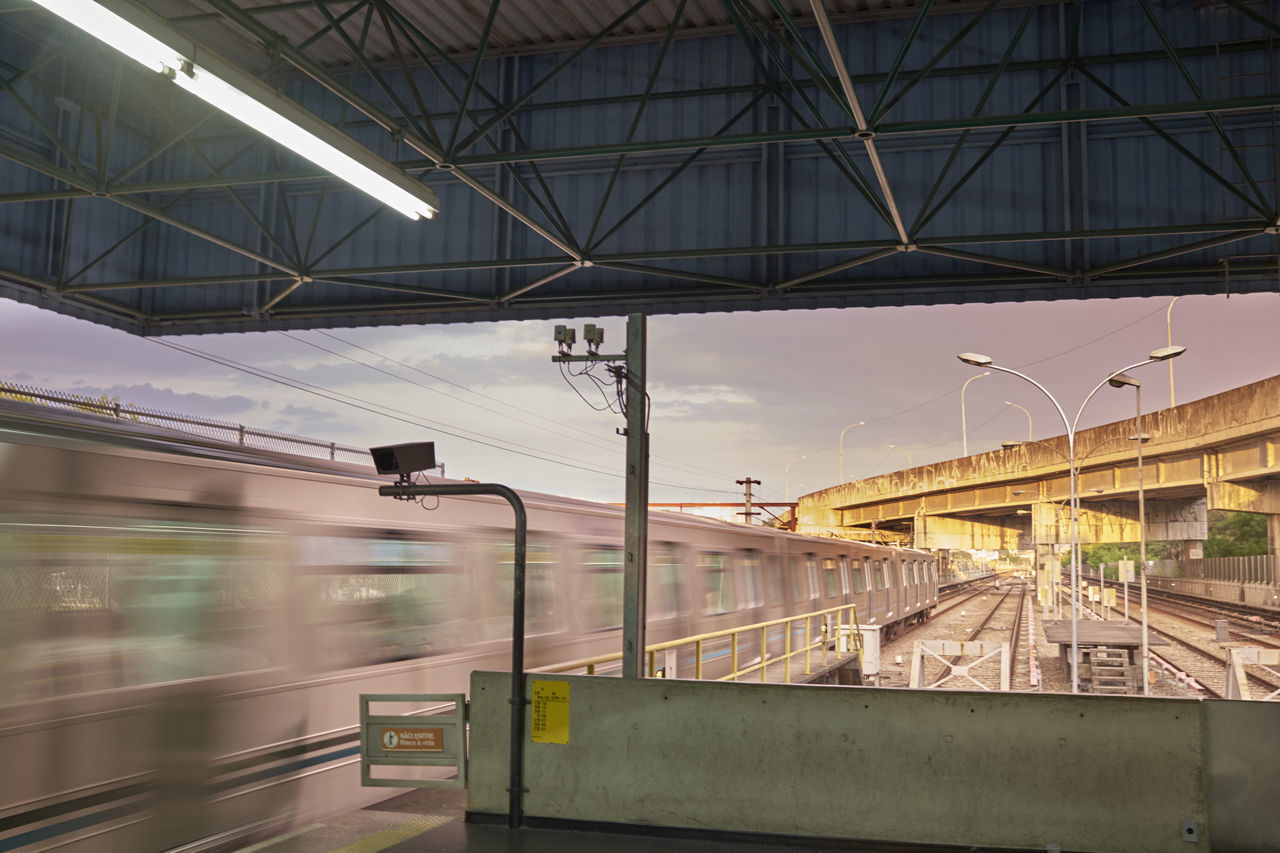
<box><xmin>796</xmin><ymin>375</ymin><xmax>1280</xmax><ymax>567</ymax></box>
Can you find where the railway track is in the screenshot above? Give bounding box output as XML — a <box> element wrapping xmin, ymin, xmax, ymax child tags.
<box><xmin>1066</xmin><ymin>582</ymin><xmax>1280</xmax><ymax>700</ymax></box>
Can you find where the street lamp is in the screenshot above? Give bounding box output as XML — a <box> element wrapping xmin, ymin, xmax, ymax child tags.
<box><xmin>957</xmin><ymin>345</ymin><xmax>1186</xmax><ymax>694</ymax></box>
<box><xmin>839</xmin><ymin>421</ymin><xmax>865</xmax><ymax>483</ymax></box>
<box><xmin>961</xmin><ymin>372</ymin><xmax>990</xmax><ymax>456</ymax></box>
<box><xmin>1108</xmin><ymin>371</ymin><xmax>1152</xmax><ymax>696</ymax></box>
<box><xmin>1005</xmin><ymin>401</ymin><xmax>1032</xmax><ymax>442</ymax></box>
<box><xmin>1166</xmin><ymin>296</ymin><xmax>1180</xmax><ymax>408</ymax></box>
<box><xmin>785</xmin><ymin>454</ymin><xmax>806</xmax><ymax>502</ymax></box>
<box><xmin>888</xmin><ymin>444</ymin><xmax>913</xmax><ymax>467</ymax></box>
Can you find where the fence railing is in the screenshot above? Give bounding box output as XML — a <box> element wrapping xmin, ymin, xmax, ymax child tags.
<box><xmin>1185</xmin><ymin>555</ymin><xmax>1279</xmax><ymax>585</ymax></box>
<box><xmin>0</xmin><ymin>382</ymin><xmax>371</xmax><ymax>466</ymax></box>
<box><xmin>537</xmin><ymin>604</ymin><xmax>863</xmax><ymax>685</ymax></box>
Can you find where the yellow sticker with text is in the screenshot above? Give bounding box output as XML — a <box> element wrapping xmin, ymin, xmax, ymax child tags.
<box><xmin>531</xmin><ymin>680</ymin><xmax>570</xmax><ymax>744</ymax></box>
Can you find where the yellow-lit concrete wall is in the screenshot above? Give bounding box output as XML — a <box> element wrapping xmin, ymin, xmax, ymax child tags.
<box><xmin>466</xmin><ymin>672</ymin><xmax>1279</xmax><ymax>852</ymax></box>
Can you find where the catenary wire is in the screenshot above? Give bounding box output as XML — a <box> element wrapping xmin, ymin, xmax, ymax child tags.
<box><xmin>150</xmin><ymin>338</ymin><xmax>741</xmax><ymax>495</ymax></box>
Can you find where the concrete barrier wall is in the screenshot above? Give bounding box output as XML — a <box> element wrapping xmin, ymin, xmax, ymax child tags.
<box><xmin>467</xmin><ymin>672</ymin><xmax>1246</xmax><ymax>852</ymax></box>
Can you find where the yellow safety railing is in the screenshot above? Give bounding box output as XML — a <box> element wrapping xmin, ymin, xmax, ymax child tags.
<box><xmin>537</xmin><ymin>604</ymin><xmax>862</xmax><ymax>684</ymax></box>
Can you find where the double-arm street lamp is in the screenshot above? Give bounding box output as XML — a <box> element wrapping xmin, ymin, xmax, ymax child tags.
<box><xmin>839</xmin><ymin>421</ymin><xmax>865</xmax><ymax>483</ymax></box>
<box><xmin>957</xmin><ymin>345</ymin><xmax>1186</xmax><ymax>694</ymax></box>
<box><xmin>1108</xmin><ymin>372</ymin><xmax>1153</xmax><ymax>696</ymax></box>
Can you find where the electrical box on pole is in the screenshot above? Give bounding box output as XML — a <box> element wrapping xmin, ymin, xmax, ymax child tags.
<box><xmin>551</xmin><ymin>316</ymin><xmax>649</xmax><ymax>678</ymax></box>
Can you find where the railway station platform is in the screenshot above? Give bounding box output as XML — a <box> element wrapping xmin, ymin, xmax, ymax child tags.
<box><xmin>272</xmin><ymin>671</ymin><xmax>1280</xmax><ymax>853</ymax></box>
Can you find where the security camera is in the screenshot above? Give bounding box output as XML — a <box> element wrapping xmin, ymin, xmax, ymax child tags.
<box><xmin>369</xmin><ymin>442</ymin><xmax>436</xmax><ymax>476</ymax></box>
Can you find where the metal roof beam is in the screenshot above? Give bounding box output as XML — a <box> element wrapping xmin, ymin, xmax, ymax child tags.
<box><xmin>877</xmin><ymin>93</ymin><xmax>1280</xmax><ymax>135</ymax></box>
<box><xmin>199</xmin><ymin>0</ymin><xmax>582</xmax><ymax>260</ymax></box>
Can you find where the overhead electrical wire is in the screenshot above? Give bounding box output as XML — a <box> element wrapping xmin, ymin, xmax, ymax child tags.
<box><xmin>150</xmin><ymin>338</ymin><xmax>740</xmax><ymax>495</ymax></box>
<box><xmin>312</xmin><ymin>328</ymin><xmax>744</xmax><ymax>485</ymax></box>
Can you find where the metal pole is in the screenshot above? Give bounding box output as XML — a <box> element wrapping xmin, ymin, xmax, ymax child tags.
<box><xmin>1137</xmin><ymin>384</ymin><xmax>1149</xmax><ymax>696</ymax></box>
<box><xmin>839</xmin><ymin>422</ymin><xmax>864</xmax><ymax>483</ymax></box>
<box><xmin>961</xmin><ymin>372</ymin><xmax>989</xmax><ymax>456</ymax></box>
<box><xmin>1166</xmin><ymin>296</ymin><xmax>1179</xmax><ymax>408</ymax></box>
<box><xmin>623</xmin><ymin>313</ymin><xmax>649</xmax><ymax>678</ymax></box>
<box><xmin>376</xmin><ymin>481</ymin><xmax>526</xmax><ymax>826</ymax></box>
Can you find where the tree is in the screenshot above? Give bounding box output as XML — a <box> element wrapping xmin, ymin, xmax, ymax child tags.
<box><xmin>1203</xmin><ymin>510</ymin><xmax>1268</xmax><ymax>557</ymax></box>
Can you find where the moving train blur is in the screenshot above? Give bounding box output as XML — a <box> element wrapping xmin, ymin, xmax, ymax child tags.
<box><xmin>0</xmin><ymin>398</ymin><xmax>936</xmax><ymax>851</ymax></box>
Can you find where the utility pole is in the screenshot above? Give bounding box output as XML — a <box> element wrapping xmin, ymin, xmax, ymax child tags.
<box><xmin>622</xmin><ymin>314</ymin><xmax>649</xmax><ymax>678</ymax></box>
<box><xmin>551</xmin><ymin>315</ymin><xmax>648</xmax><ymax>678</ymax></box>
<box><xmin>736</xmin><ymin>477</ymin><xmax>761</xmax><ymax>525</ymax></box>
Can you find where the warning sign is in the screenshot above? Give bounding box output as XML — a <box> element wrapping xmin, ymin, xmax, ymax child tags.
<box><xmin>531</xmin><ymin>680</ymin><xmax>570</xmax><ymax>744</ymax></box>
<box><xmin>379</xmin><ymin>727</ymin><xmax>444</xmax><ymax>752</ymax></box>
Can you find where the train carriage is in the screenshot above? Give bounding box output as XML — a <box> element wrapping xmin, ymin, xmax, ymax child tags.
<box><xmin>0</xmin><ymin>398</ymin><xmax>936</xmax><ymax>851</ymax></box>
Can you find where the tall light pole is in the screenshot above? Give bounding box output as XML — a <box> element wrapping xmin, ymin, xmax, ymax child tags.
<box><xmin>785</xmin><ymin>454</ymin><xmax>806</xmax><ymax>502</ymax></box>
<box><xmin>1005</xmin><ymin>400</ymin><xmax>1032</xmax><ymax>442</ymax></box>
<box><xmin>839</xmin><ymin>421</ymin><xmax>865</xmax><ymax>483</ymax></box>
<box><xmin>1166</xmin><ymin>296</ymin><xmax>1180</xmax><ymax>408</ymax></box>
<box><xmin>961</xmin><ymin>371</ymin><xmax>990</xmax><ymax>456</ymax></box>
<box><xmin>1109</xmin><ymin>372</ymin><xmax>1151</xmax><ymax>696</ymax></box>
<box><xmin>888</xmin><ymin>444</ymin><xmax>913</xmax><ymax>467</ymax></box>
<box><xmin>958</xmin><ymin>345</ymin><xmax>1186</xmax><ymax>694</ymax></box>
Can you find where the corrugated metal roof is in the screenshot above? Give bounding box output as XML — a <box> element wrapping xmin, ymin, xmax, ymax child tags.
<box><xmin>0</xmin><ymin>0</ymin><xmax>1277</xmax><ymax>334</ymax></box>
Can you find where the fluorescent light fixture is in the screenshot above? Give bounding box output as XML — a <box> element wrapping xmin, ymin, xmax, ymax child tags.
<box><xmin>172</xmin><ymin>64</ymin><xmax>435</xmax><ymax>220</ymax></box>
<box><xmin>28</xmin><ymin>0</ymin><xmax>439</xmax><ymax>221</ymax></box>
<box><xmin>28</xmin><ymin>0</ymin><xmax>181</xmax><ymax>73</ymax></box>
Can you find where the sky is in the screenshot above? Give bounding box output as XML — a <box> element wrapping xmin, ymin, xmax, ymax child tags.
<box><xmin>2</xmin><ymin>291</ymin><xmax>1278</xmax><ymax>509</ymax></box>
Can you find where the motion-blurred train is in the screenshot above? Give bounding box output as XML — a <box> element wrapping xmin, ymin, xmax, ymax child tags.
<box><xmin>0</xmin><ymin>397</ymin><xmax>937</xmax><ymax>851</ymax></box>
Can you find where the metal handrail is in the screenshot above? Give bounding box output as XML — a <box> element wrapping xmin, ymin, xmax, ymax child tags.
<box><xmin>538</xmin><ymin>603</ymin><xmax>863</xmax><ymax>685</ymax></box>
<box><xmin>0</xmin><ymin>381</ymin><xmax>370</xmax><ymax>465</ymax></box>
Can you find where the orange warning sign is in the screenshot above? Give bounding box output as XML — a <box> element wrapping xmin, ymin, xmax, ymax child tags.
<box><xmin>379</xmin><ymin>727</ymin><xmax>445</xmax><ymax>752</ymax></box>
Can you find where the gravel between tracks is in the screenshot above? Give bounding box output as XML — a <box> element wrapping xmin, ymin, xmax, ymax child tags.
<box><xmin>869</xmin><ymin>580</ymin><xmax>1199</xmax><ymax>698</ymax></box>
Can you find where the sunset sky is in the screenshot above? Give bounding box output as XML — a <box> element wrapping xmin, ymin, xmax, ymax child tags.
<box><xmin>4</xmin><ymin>291</ymin><xmax>1277</xmax><ymax>506</ymax></box>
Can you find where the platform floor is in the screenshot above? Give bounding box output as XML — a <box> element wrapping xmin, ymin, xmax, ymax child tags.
<box><xmin>239</xmin><ymin>788</ymin><xmax>980</xmax><ymax>852</ymax></box>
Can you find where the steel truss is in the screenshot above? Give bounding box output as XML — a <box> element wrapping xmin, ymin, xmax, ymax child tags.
<box><xmin>0</xmin><ymin>0</ymin><xmax>1276</xmax><ymax>333</ymax></box>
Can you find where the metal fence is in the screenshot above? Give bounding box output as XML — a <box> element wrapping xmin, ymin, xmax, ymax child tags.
<box><xmin>0</xmin><ymin>382</ymin><xmax>371</xmax><ymax>466</ymax></box>
<box><xmin>1185</xmin><ymin>555</ymin><xmax>1279</xmax><ymax>584</ymax></box>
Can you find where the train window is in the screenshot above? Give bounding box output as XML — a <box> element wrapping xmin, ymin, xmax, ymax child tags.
<box><xmin>900</xmin><ymin>560</ymin><xmax>909</xmax><ymax>586</ymax></box>
<box><xmin>765</xmin><ymin>555</ymin><xmax>785</xmax><ymax>604</ymax></box>
<box><xmin>806</xmin><ymin>555</ymin><xmax>820</xmax><ymax>601</ymax></box>
<box><xmin>821</xmin><ymin>557</ymin><xmax>839</xmax><ymax>598</ymax></box>
<box><xmin>839</xmin><ymin>557</ymin><xmax>850</xmax><ymax>594</ymax></box>
<box><xmin>873</xmin><ymin>560</ymin><xmax>886</xmax><ymax>591</ymax></box>
<box><xmin>788</xmin><ymin>556</ymin><xmax>806</xmax><ymax>603</ymax></box>
<box><xmin>493</xmin><ymin>542</ymin><xmax>559</xmax><ymax>635</ymax></box>
<box><xmin>0</xmin><ymin>516</ymin><xmax>289</xmax><ymax>698</ymax></box>
<box><xmin>648</xmin><ymin>547</ymin><xmax>683</xmax><ymax>619</ymax></box>
<box><xmin>700</xmin><ymin>553</ymin><xmax>735</xmax><ymax>615</ymax></box>
<box><xmin>741</xmin><ymin>551</ymin><xmax>763</xmax><ymax>608</ymax></box>
<box><xmin>850</xmin><ymin>561</ymin><xmax>866</xmax><ymax>594</ymax></box>
<box><xmin>912</xmin><ymin>561</ymin><xmax>920</xmax><ymax>584</ymax></box>
<box><xmin>581</xmin><ymin>547</ymin><xmax>624</xmax><ymax>631</ymax></box>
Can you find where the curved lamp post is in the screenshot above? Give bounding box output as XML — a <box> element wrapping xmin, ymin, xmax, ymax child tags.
<box><xmin>888</xmin><ymin>444</ymin><xmax>913</xmax><ymax>467</ymax></box>
<box><xmin>785</xmin><ymin>454</ymin><xmax>806</xmax><ymax>502</ymax></box>
<box><xmin>957</xmin><ymin>345</ymin><xmax>1186</xmax><ymax>693</ymax></box>
<box><xmin>961</xmin><ymin>372</ymin><xmax>990</xmax><ymax>456</ymax></box>
<box><xmin>839</xmin><ymin>421</ymin><xmax>865</xmax><ymax>483</ymax></box>
<box><xmin>1108</xmin><ymin>371</ymin><xmax>1152</xmax><ymax>696</ymax></box>
<box><xmin>1005</xmin><ymin>400</ymin><xmax>1033</xmax><ymax>442</ymax></box>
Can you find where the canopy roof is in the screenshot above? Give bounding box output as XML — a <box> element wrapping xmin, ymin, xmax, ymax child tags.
<box><xmin>0</xmin><ymin>0</ymin><xmax>1276</xmax><ymax>334</ymax></box>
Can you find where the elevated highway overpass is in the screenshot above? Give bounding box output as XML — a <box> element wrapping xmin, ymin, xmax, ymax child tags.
<box><xmin>797</xmin><ymin>374</ymin><xmax>1280</xmax><ymax>559</ymax></box>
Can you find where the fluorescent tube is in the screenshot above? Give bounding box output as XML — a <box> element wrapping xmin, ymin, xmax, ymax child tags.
<box><xmin>173</xmin><ymin>64</ymin><xmax>435</xmax><ymax>220</ymax></box>
<box><xmin>27</xmin><ymin>0</ymin><xmax>438</xmax><ymax>221</ymax></box>
<box><xmin>28</xmin><ymin>0</ymin><xmax>181</xmax><ymax>73</ymax></box>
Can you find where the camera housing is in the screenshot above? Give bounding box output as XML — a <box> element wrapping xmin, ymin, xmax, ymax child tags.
<box><xmin>369</xmin><ymin>442</ymin><xmax>436</xmax><ymax>476</ymax></box>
